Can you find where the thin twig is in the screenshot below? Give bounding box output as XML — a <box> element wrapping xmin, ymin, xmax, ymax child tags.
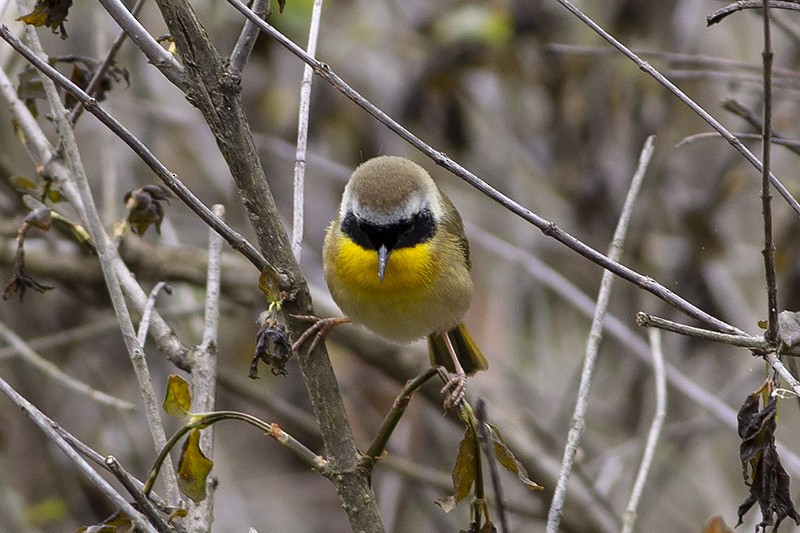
<box><xmin>676</xmin><ymin>132</ymin><xmax>800</xmax><ymax>153</ymax></box>
<box><xmin>0</xmin><ymin>24</ymin><xmax>267</xmax><ymax>272</ymax></box>
<box><xmin>230</xmin><ymin>0</ymin><xmax>270</xmax><ymax>78</ymax></box>
<box><xmin>0</xmin><ymin>319</ymin><xmax>135</xmax><ymax>410</ymax></box>
<box><xmin>19</xmin><ymin>20</ymin><xmax>181</xmax><ymax>505</ymax></box>
<box><xmin>764</xmin><ymin>352</ymin><xmax>800</xmax><ymax>396</ymax></box>
<box><xmin>546</xmin><ymin>136</ymin><xmax>655</xmax><ymax>533</ymax></box>
<box><xmin>621</xmin><ymin>328</ymin><xmax>667</xmax><ymax>533</ymax></box>
<box><xmin>95</xmin><ymin>0</ymin><xmax>184</xmax><ymax>86</ymax></box>
<box><xmin>361</xmin><ymin>367</ymin><xmax>439</xmax><ymax>467</ymax></box>
<box><xmin>291</xmin><ymin>0</ymin><xmax>324</xmax><ymax>261</ymax></box>
<box><xmin>138</xmin><ymin>281</ymin><xmax>173</xmax><ymax>346</ymax></box>
<box><xmin>475</xmin><ymin>399</ymin><xmax>508</xmax><ymax>533</ymax></box>
<box><xmin>105</xmin><ymin>456</ymin><xmax>177</xmax><ymax>533</ymax></box>
<box><xmin>0</xmin><ymin>375</ymin><xmax>158</xmax><ymax>533</ymax></box>
<box><xmin>761</xmin><ymin>0</ymin><xmax>779</xmax><ymax>343</ymax></box>
<box><xmin>224</xmin><ymin>0</ymin><xmax>742</xmax><ymax>336</ymax></box>
<box><xmin>551</xmin><ymin>0</ymin><xmax>800</xmax><ymax>218</ymax></box>
<box><xmin>721</xmin><ymin>98</ymin><xmax>800</xmax><ymax>155</ymax></box>
<box><xmin>636</xmin><ymin>313</ymin><xmax>772</xmax><ymax>350</ymax></box>
<box><xmin>708</xmin><ymin>1</ymin><xmax>800</xmax><ymax>26</ymax></box>
<box><xmin>68</xmin><ymin>0</ymin><xmax>147</xmax><ymax>125</ymax></box>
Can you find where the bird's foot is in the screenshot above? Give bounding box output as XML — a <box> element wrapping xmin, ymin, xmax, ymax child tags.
<box><xmin>441</xmin><ymin>371</ymin><xmax>467</xmax><ymax>414</ymax></box>
<box><xmin>291</xmin><ymin>315</ymin><xmax>350</xmax><ymax>355</ymax></box>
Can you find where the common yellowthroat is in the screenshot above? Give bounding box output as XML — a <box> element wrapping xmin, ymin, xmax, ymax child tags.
<box><xmin>322</xmin><ymin>155</ymin><xmax>487</xmax><ymax>409</ymax></box>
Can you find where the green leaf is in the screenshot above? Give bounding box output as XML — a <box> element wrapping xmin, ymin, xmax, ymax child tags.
<box><xmin>163</xmin><ymin>374</ymin><xmax>191</xmax><ymax>418</ymax></box>
<box><xmin>487</xmin><ymin>423</ymin><xmax>543</xmax><ymax>491</ymax></box>
<box><xmin>177</xmin><ymin>428</ymin><xmax>213</xmax><ymax>504</ymax></box>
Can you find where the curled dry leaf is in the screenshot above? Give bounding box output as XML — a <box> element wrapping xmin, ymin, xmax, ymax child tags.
<box><xmin>249</xmin><ymin>310</ymin><xmax>292</xmax><ymax>378</ymax></box>
<box><xmin>736</xmin><ymin>391</ymin><xmax>800</xmax><ymax>530</ymax></box>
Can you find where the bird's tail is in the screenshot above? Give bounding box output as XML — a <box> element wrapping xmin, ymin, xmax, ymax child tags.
<box><xmin>428</xmin><ymin>323</ymin><xmax>488</xmax><ymax>375</ymax></box>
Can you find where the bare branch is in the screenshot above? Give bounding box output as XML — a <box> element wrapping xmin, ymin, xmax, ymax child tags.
<box><xmin>96</xmin><ymin>0</ymin><xmax>184</xmax><ymax>86</ymax></box>
<box><xmin>18</xmin><ymin>20</ymin><xmax>182</xmax><ymax>505</ymax></box>
<box><xmin>68</xmin><ymin>0</ymin><xmax>147</xmax><ymax>125</ymax></box>
<box><xmin>138</xmin><ymin>281</ymin><xmax>173</xmax><ymax>346</ymax></box>
<box><xmin>621</xmin><ymin>328</ymin><xmax>667</xmax><ymax>533</ymax></box>
<box><xmin>291</xmin><ymin>0</ymin><xmax>324</xmax><ymax>261</ymax></box>
<box><xmin>0</xmin><ymin>375</ymin><xmax>158</xmax><ymax>533</ymax></box>
<box><xmin>0</xmin><ymin>319</ymin><xmax>135</xmax><ymax>410</ymax></box>
<box><xmin>0</xmin><ymin>24</ymin><xmax>267</xmax><ymax>271</ymax></box>
<box><xmin>547</xmin><ymin>136</ymin><xmax>655</xmax><ymax>533</ymax></box>
<box><xmin>708</xmin><ymin>1</ymin><xmax>800</xmax><ymax>26</ymax></box>
<box><xmin>760</xmin><ymin>0</ymin><xmax>779</xmax><ymax>343</ymax></box>
<box><xmin>229</xmin><ymin>0</ymin><xmax>269</xmax><ymax>77</ymax></box>
<box><xmin>551</xmin><ymin>0</ymin><xmax>800</xmax><ymax>218</ymax></box>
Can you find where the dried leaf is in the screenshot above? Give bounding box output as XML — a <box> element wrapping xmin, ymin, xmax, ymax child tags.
<box><xmin>16</xmin><ymin>0</ymin><xmax>73</xmax><ymax>39</ymax></box>
<box><xmin>163</xmin><ymin>374</ymin><xmax>192</xmax><ymax>418</ymax></box>
<box><xmin>736</xmin><ymin>392</ymin><xmax>800</xmax><ymax>530</ymax></box>
<box><xmin>177</xmin><ymin>428</ymin><xmax>213</xmax><ymax>504</ymax></box>
<box><xmin>249</xmin><ymin>310</ymin><xmax>292</xmax><ymax>378</ymax></box>
<box><xmin>124</xmin><ymin>185</ymin><xmax>173</xmax><ymax>236</ymax></box>
<box><xmin>65</xmin><ymin>58</ymin><xmax>129</xmax><ymax>108</ymax></box>
<box><xmin>487</xmin><ymin>423</ymin><xmax>543</xmax><ymax>491</ymax></box>
<box><xmin>436</xmin><ymin>429</ymin><xmax>477</xmax><ymax>513</ymax></box>
<box><xmin>3</xmin><ymin>261</ymin><xmax>54</xmax><ymax>301</ymax></box>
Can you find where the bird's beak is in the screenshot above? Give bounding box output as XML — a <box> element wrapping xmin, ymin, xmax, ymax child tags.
<box><xmin>377</xmin><ymin>244</ymin><xmax>391</xmax><ymax>282</ymax></box>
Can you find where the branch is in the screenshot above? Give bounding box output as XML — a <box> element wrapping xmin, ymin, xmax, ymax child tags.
<box><xmin>229</xmin><ymin>0</ymin><xmax>269</xmax><ymax>77</ymax></box>
<box><xmin>291</xmin><ymin>0</ymin><xmax>324</xmax><ymax>261</ymax></box>
<box><xmin>185</xmin><ymin>204</ymin><xmax>224</xmax><ymax>530</ymax></box>
<box><xmin>760</xmin><ymin>0</ymin><xmax>779</xmax><ymax>343</ymax></box>
<box><xmin>551</xmin><ymin>0</ymin><xmax>800</xmax><ymax>219</ymax></box>
<box><xmin>225</xmin><ymin>0</ymin><xmax>742</xmax><ymax>336</ymax></box>
<box><xmin>547</xmin><ymin>136</ymin><xmax>654</xmax><ymax>533</ymax></box>
<box><xmin>18</xmin><ymin>20</ymin><xmax>181</xmax><ymax>505</ymax></box>
<box><xmin>620</xmin><ymin>328</ymin><xmax>667</xmax><ymax>533</ymax></box>
<box><xmin>0</xmin><ymin>24</ymin><xmax>266</xmax><ymax>271</ymax></box>
<box><xmin>0</xmin><ymin>319</ymin><xmax>134</xmax><ymax>410</ymax></box>
<box><xmin>151</xmin><ymin>1</ymin><xmax>384</xmax><ymax>530</ymax></box>
<box><xmin>708</xmin><ymin>1</ymin><xmax>800</xmax><ymax>26</ymax></box>
<box><xmin>95</xmin><ymin>0</ymin><xmax>184</xmax><ymax>86</ymax></box>
<box><xmin>68</xmin><ymin>0</ymin><xmax>147</xmax><ymax>125</ymax></box>
<box><xmin>0</xmin><ymin>376</ymin><xmax>159</xmax><ymax>533</ymax></box>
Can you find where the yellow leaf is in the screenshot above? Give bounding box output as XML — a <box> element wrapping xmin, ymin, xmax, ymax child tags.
<box><xmin>177</xmin><ymin>428</ymin><xmax>213</xmax><ymax>504</ymax></box>
<box><xmin>163</xmin><ymin>374</ymin><xmax>191</xmax><ymax>418</ymax></box>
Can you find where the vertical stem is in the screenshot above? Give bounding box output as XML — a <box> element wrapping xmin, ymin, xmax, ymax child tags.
<box><xmin>620</xmin><ymin>328</ymin><xmax>667</xmax><ymax>533</ymax></box>
<box><xmin>546</xmin><ymin>137</ymin><xmax>655</xmax><ymax>533</ymax></box>
<box><xmin>185</xmin><ymin>204</ymin><xmax>224</xmax><ymax>530</ymax></box>
<box><xmin>761</xmin><ymin>0</ymin><xmax>779</xmax><ymax>343</ymax></box>
<box><xmin>292</xmin><ymin>0</ymin><xmax>324</xmax><ymax>261</ymax></box>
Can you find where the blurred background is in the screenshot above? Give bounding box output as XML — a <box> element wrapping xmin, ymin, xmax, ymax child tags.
<box><xmin>2</xmin><ymin>0</ymin><xmax>800</xmax><ymax>531</ymax></box>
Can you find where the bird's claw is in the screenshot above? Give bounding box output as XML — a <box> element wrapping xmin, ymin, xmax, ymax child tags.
<box><xmin>291</xmin><ymin>315</ymin><xmax>349</xmax><ymax>354</ymax></box>
<box><xmin>441</xmin><ymin>372</ymin><xmax>467</xmax><ymax>413</ymax></box>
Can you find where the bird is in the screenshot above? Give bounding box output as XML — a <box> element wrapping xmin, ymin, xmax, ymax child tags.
<box><xmin>318</xmin><ymin>155</ymin><xmax>487</xmax><ymax>410</ymax></box>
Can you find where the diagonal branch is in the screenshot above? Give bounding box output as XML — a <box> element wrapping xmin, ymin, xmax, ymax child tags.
<box><xmin>225</xmin><ymin>0</ymin><xmax>741</xmax><ymax>336</ymax></box>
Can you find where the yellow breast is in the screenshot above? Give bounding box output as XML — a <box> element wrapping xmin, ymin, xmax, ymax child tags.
<box><xmin>333</xmin><ymin>238</ymin><xmax>437</xmax><ymax>303</ymax></box>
